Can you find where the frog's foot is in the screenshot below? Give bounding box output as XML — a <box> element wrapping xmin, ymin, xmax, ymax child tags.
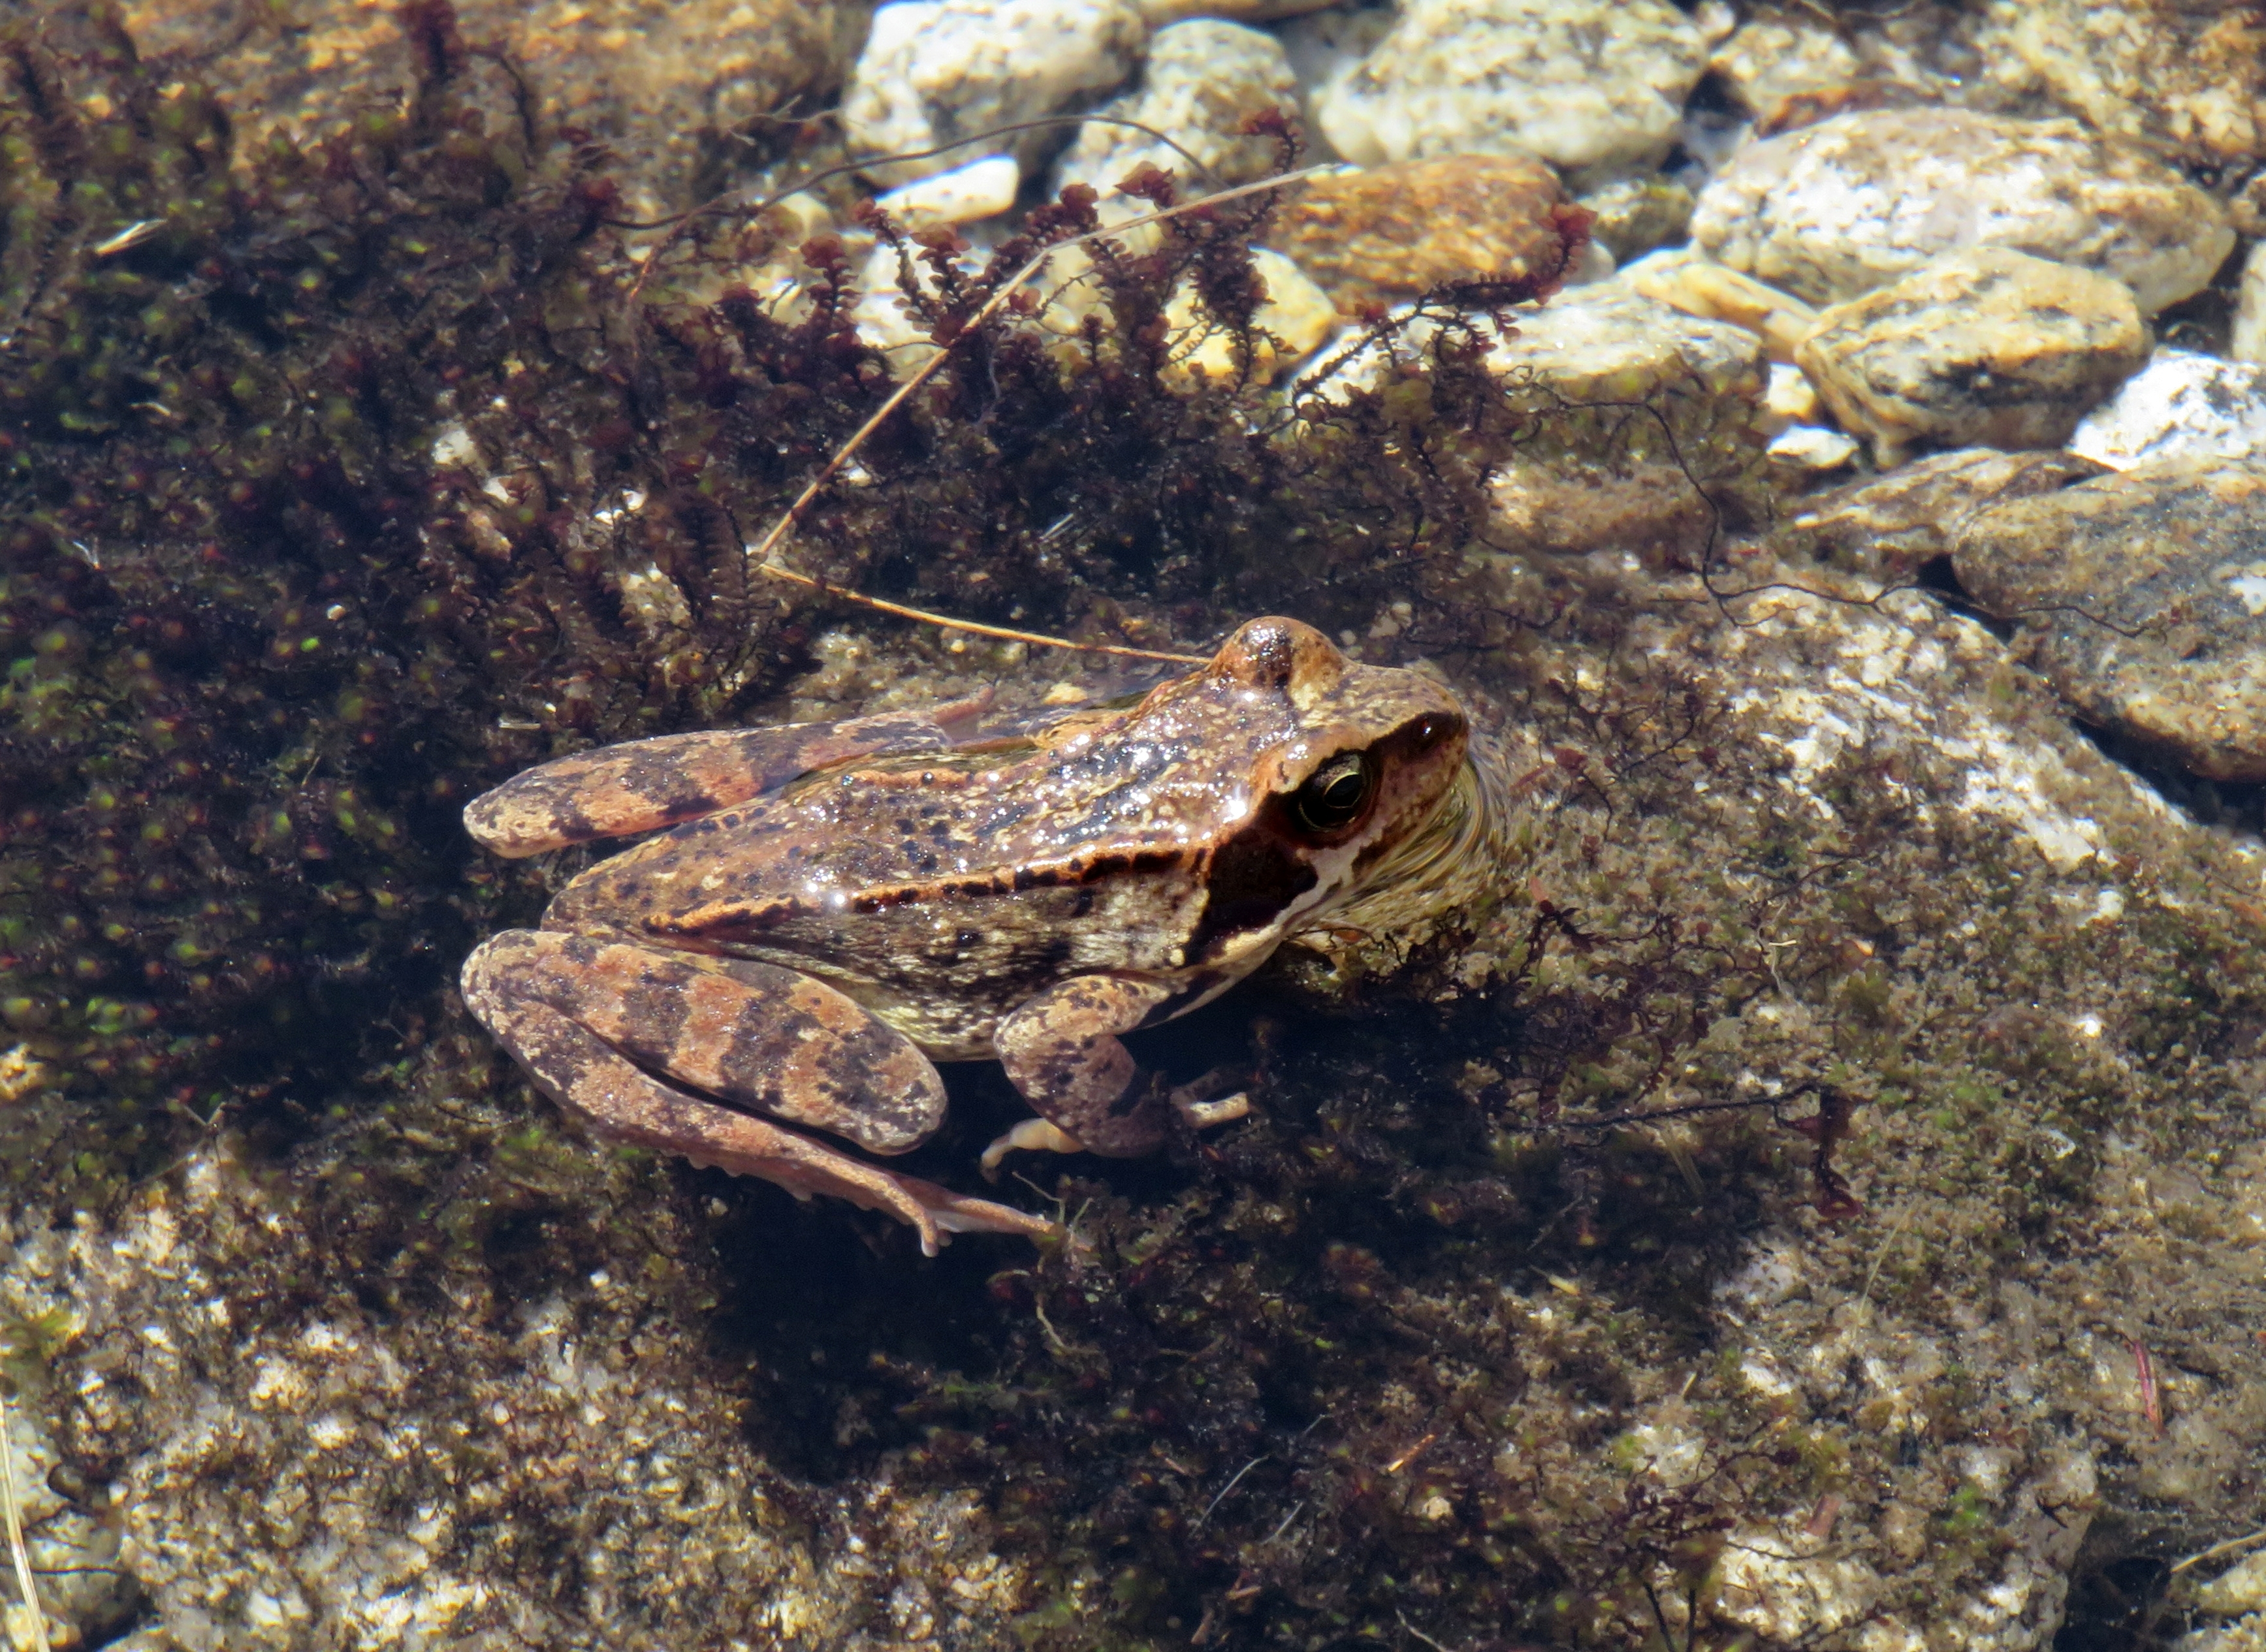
<box><xmin>463</xmin><ymin>932</ymin><xmax>1055</xmax><ymax>1256</ymax></box>
<box><xmin>979</xmin><ymin>1042</ymin><xmax>1251</xmax><ymax>1169</ymax></box>
<box><xmin>995</xmin><ymin>974</ymin><xmax>1183</xmax><ymax>1158</ymax></box>
<box><xmin>978</xmin><ymin>1089</ymin><xmax>1249</xmax><ymax>1176</ymax></box>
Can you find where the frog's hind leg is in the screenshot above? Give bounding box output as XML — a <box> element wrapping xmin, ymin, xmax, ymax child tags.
<box><xmin>986</xmin><ymin>974</ymin><xmax>1250</xmax><ymax>1172</ymax></box>
<box><xmin>462</xmin><ymin>931</ymin><xmax>1053</xmax><ymax>1254</ymax></box>
<box><xmin>464</xmin><ymin>694</ymin><xmax>993</xmax><ymax>857</ymax></box>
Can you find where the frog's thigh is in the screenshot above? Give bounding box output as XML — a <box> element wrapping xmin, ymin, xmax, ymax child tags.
<box><xmin>993</xmin><ymin>974</ymin><xmax>1181</xmax><ymax>1158</ymax></box>
<box><xmin>471</xmin><ymin>930</ymin><xmax>945</xmax><ymax>1152</ymax></box>
<box><xmin>462</xmin><ymin>933</ymin><xmax>1052</xmax><ymax>1256</ymax></box>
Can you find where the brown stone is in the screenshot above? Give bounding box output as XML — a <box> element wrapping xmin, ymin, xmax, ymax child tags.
<box><xmin>1953</xmin><ymin>459</ymin><xmax>2266</xmax><ymax>780</ymax></box>
<box><xmin>1795</xmin><ymin>247</ymin><xmax>2149</xmax><ymax>466</ymax></box>
<box><xmin>1262</xmin><ymin>155</ymin><xmax>1569</xmax><ymax>315</ymax></box>
<box><xmin>1780</xmin><ymin>448</ymin><xmax>2109</xmax><ymax>579</ymax></box>
<box><xmin>100</xmin><ymin>0</ymin><xmax>863</xmax><ymax>221</ymax></box>
<box><xmin>1969</xmin><ymin>0</ymin><xmax>2266</xmax><ymax>167</ymax></box>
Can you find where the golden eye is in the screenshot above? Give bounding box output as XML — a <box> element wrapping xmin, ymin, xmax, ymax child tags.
<box><xmin>1291</xmin><ymin>752</ymin><xmax>1376</xmax><ymax>835</ymax></box>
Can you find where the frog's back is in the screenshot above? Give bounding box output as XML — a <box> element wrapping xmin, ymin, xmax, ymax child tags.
<box><xmin>539</xmin><ymin>735</ymin><xmax>1226</xmax><ymax>1054</ymax></box>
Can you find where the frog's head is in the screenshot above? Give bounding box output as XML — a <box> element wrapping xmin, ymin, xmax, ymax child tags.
<box><xmin>1187</xmin><ymin>617</ymin><xmax>1473</xmax><ymax>955</ymax></box>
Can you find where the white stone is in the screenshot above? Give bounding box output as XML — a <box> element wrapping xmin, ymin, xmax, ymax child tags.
<box><xmin>1763</xmin><ymin>361</ymin><xmax>1819</xmax><ymax>430</ymax></box>
<box><xmin>842</xmin><ymin>0</ymin><xmax>1148</xmax><ymax>187</ymax></box>
<box><xmin>1277</xmin><ymin>4</ymin><xmax>1395</xmax><ymax>159</ymax></box>
<box><xmin>2175</xmin><ymin>1615</ymin><xmax>2266</xmax><ymax>1652</ymax></box>
<box><xmin>1056</xmin><ymin>19</ymin><xmax>1297</xmax><ymax>221</ymax></box>
<box><xmin>1164</xmin><ymin>247</ymin><xmax>1337</xmax><ymax>385</ymax></box>
<box><xmin>1300</xmin><ymin>281</ymin><xmax>1764</xmax><ymax>409</ymax></box>
<box><xmin>2194</xmin><ymin>1551</ymin><xmax>2266</xmax><ymax>1617</ymax></box>
<box><xmin>2068</xmin><ymin>350</ymin><xmax>2266</xmax><ymax>471</ymax></box>
<box><xmin>1708</xmin><ymin>12</ymin><xmax>1861</xmax><ymax>117</ymax></box>
<box><xmin>2234</xmin><ymin>241</ymin><xmax>2266</xmax><ymax>366</ymax></box>
<box><xmin>1692</xmin><ymin>108</ymin><xmax>2236</xmax><ymax>316</ymax></box>
<box><xmin>872</xmin><ymin>153</ymin><xmax>1022</xmax><ymax>229</ymax></box>
<box><xmin>1313</xmin><ymin>0</ymin><xmax>1708</xmax><ymax>186</ymax></box>
<box><xmin>1768</xmin><ymin>425</ymin><xmax>1859</xmax><ymax>470</ymax></box>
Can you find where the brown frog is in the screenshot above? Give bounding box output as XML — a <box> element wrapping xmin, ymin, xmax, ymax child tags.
<box><xmin>460</xmin><ymin>617</ymin><xmax>1497</xmax><ymax>1254</ymax></box>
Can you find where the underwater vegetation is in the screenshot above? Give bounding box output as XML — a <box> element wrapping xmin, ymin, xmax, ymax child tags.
<box><xmin>0</xmin><ymin>6</ymin><xmax>1652</xmax><ymax>1205</ymax></box>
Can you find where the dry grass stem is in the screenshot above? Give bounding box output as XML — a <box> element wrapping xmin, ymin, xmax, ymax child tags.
<box><xmin>0</xmin><ymin>1386</ymin><xmax>52</xmax><ymax>1652</ymax></box>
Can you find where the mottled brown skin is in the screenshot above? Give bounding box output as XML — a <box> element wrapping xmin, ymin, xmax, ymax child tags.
<box><xmin>460</xmin><ymin>618</ymin><xmax>1478</xmax><ymax>1253</ymax></box>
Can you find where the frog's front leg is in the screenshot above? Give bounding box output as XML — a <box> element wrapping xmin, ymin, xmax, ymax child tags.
<box><xmin>985</xmin><ymin>976</ymin><xmax>1250</xmax><ymax>1171</ymax></box>
<box><xmin>462</xmin><ymin>931</ymin><xmax>1056</xmax><ymax>1255</ymax></box>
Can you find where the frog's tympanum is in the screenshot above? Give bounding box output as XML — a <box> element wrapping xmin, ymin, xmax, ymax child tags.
<box><xmin>461</xmin><ymin>618</ymin><xmax>1497</xmax><ymax>1253</ymax></box>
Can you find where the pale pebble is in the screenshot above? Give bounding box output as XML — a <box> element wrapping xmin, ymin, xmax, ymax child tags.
<box><xmin>872</xmin><ymin>154</ymin><xmax>1022</xmax><ymax>229</ymax></box>
<box><xmin>842</xmin><ymin>0</ymin><xmax>1147</xmax><ymax>187</ymax></box>
<box><xmin>1314</xmin><ymin>0</ymin><xmax>1707</xmax><ymax>185</ymax></box>
<box><xmin>1766</xmin><ymin>425</ymin><xmax>1859</xmax><ymax>471</ymax></box>
<box><xmin>2196</xmin><ymin>1551</ymin><xmax>2266</xmax><ymax>1617</ymax></box>
<box><xmin>2068</xmin><ymin>350</ymin><xmax>2266</xmax><ymax>472</ymax></box>
<box><xmin>1691</xmin><ymin>108</ymin><xmax>2235</xmax><ymax>315</ymax></box>
<box><xmin>1163</xmin><ymin>247</ymin><xmax>1337</xmax><ymax>387</ymax></box>
<box><xmin>1763</xmin><ymin>361</ymin><xmax>1819</xmax><ymax>432</ymax></box>
<box><xmin>1795</xmin><ymin>247</ymin><xmax>2148</xmax><ymax>466</ymax></box>
<box><xmin>2235</xmin><ymin>242</ymin><xmax>2266</xmax><ymax>366</ymax></box>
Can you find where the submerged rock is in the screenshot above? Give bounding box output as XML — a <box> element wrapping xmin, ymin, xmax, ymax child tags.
<box><xmin>1953</xmin><ymin>458</ymin><xmax>2266</xmax><ymax>780</ymax></box>
<box><xmin>2069</xmin><ymin>350</ymin><xmax>2266</xmax><ymax>471</ymax></box>
<box><xmin>1160</xmin><ymin>247</ymin><xmax>1337</xmax><ymax>386</ymax></box>
<box><xmin>1572</xmin><ymin>173</ymin><xmax>1694</xmax><ymax>263</ymax></box>
<box><xmin>1691</xmin><ymin>108</ymin><xmax>2235</xmax><ymax>315</ymax></box>
<box><xmin>1620</xmin><ymin>245</ymin><xmax>1821</xmax><ymax>360</ymax></box>
<box><xmin>1705</xmin><ymin>9</ymin><xmax>1863</xmax><ymax>120</ymax></box>
<box><xmin>1313</xmin><ymin>0</ymin><xmax>1708</xmax><ymax>184</ymax></box>
<box><xmin>842</xmin><ymin>0</ymin><xmax>1149</xmax><ymax>187</ymax></box>
<box><xmin>1795</xmin><ymin>247</ymin><xmax>2148</xmax><ymax>464</ymax></box>
<box><xmin>870</xmin><ymin>153</ymin><xmax>1023</xmax><ymax>229</ymax></box>
<box><xmin>1055</xmin><ymin>18</ymin><xmax>1298</xmax><ymax>216</ymax></box>
<box><xmin>2233</xmin><ymin>244</ymin><xmax>2266</xmax><ymax>366</ymax></box>
<box><xmin>1264</xmin><ymin>155</ymin><xmax>1573</xmax><ymax>314</ymax></box>
<box><xmin>1782</xmin><ymin>447</ymin><xmax>2107</xmax><ymax>579</ymax></box>
<box><xmin>1966</xmin><ymin>0</ymin><xmax>2266</xmax><ymax>167</ymax></box>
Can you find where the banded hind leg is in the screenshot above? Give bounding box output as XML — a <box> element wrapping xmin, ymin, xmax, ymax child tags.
<box><xmin>464</xmin><ymin>695</ymin><xmax>993</xmax><ymax>857</ymax></box>
<box><xmin>462</xmin><ymin>930</ymin><xmax>1055</xmax><ymax>1254</ymax></box>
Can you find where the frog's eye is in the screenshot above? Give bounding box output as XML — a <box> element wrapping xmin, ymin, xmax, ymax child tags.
<box><xmin>1291</xmin><ymin>752</ymin><xmax>1377</xmax><ymax>836</ymax></box>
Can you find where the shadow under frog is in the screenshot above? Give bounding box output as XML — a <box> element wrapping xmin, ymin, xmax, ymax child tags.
<box><xmin>460</xmin><ymin>617</ymin><xmax>1499</xmax><ymax>1254</ymax></box>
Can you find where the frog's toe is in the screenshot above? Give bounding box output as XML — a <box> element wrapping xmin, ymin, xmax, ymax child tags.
<box><xmin>891</xmin><ymin>1172</ymin><xmax>1063</xmax><ymax>1248</ymax></box>
<box><xmin>979</xmin><ymin>1118</ymin><xmax>1087</xmax><ymax>1176</ymax></box>
<box><xmin>1175</xmin><ymin>1091</ymin><xmax>1250</xmax><ymax>1129</ymax></box>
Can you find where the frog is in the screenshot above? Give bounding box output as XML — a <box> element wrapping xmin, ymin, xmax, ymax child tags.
<box><xmin>459</xmin><ymin>616</ymin><xmax>1500</xmax><ymax>1254</ymax></box>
